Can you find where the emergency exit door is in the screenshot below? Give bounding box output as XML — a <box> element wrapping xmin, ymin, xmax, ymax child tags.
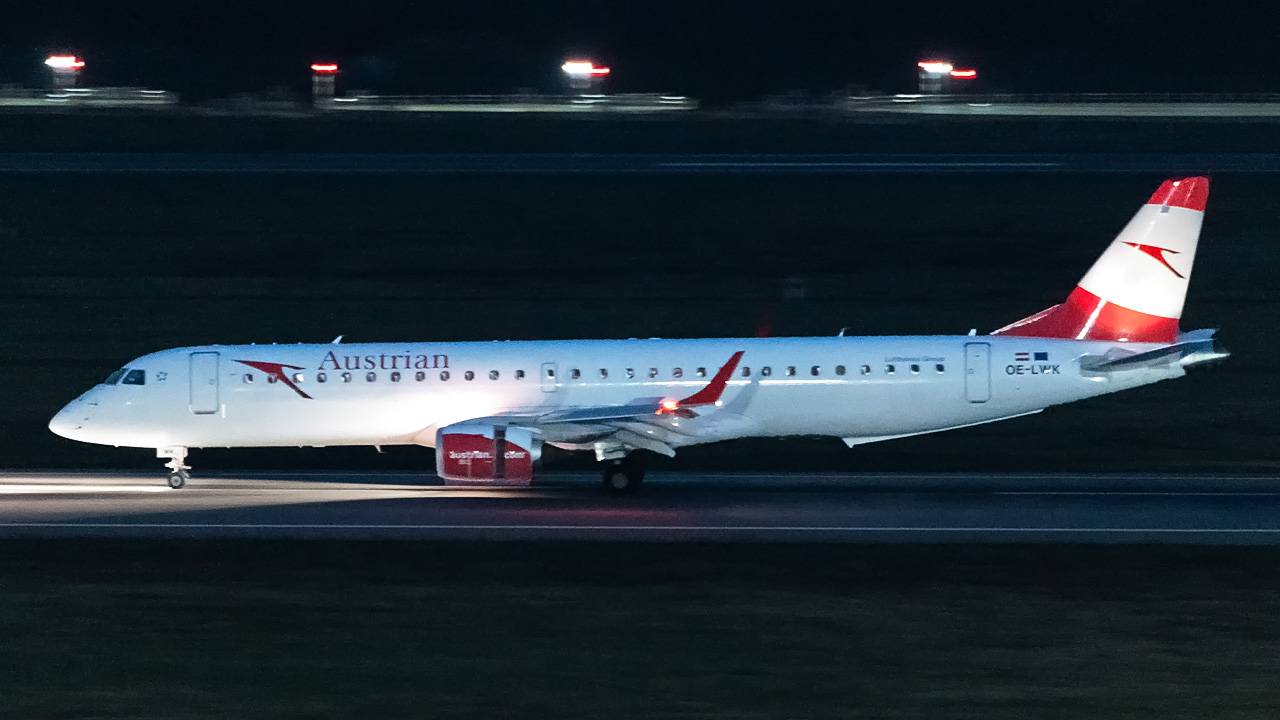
<box><xmin>964</xmin><ymin>342</ymin><xmax>990</xmax><ymax>403</ymax></box>
<box><xmin>189</xmin><ymin>352</ymin><xmax>220</xmax><ymax>414</ymax></box>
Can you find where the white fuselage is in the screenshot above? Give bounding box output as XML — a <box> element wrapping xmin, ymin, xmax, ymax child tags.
<box><xmin>49</xmin><ymin>335</ymin><xmax>1182</xmax><ymax>453</ymax></box>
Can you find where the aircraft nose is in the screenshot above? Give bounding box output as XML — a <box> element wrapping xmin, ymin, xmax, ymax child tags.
<box><xmin>48</xmin><ymin>402</ymin><xmax>86</xmax><ymax>440</ymax></box>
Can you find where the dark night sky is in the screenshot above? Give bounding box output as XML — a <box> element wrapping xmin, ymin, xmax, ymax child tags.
<box><xmin>0</xmin><ymin>1</ymin><xmax>1275</xmax><ymax>102</ymax></box>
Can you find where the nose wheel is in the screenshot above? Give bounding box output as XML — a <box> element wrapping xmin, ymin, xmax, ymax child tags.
<box><xmin>158</xmin><ymin>446</ymin><xmax>191</xmax><ymax>489</ymax></box>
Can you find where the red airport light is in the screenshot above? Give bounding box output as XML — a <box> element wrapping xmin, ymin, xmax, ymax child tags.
<box><xmin>561</xmin><ymin>60</ymin><xmax>610</xmax><ymax>77</ymax></box>
<box><xmin>916</xmin><ymin>60</ymin><xmax>953</xmax><ymax>74</ymax></box>
<box><xmin>45</xmin><ymin>55</ymin><xmax>85</xmax><ymax>70</ymax></box>
<box><xmin>950</xmin><ymin>69</ymin><xmax>977</xmax><ymax>79</ymax></box>
<box><xmin>311</xmin><ymin>63</ymin><xmax>339</xmax><ymax>74</ymax></box>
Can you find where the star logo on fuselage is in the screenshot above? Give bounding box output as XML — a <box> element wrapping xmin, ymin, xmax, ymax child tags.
<box><xmin>1123</xmin><ymin>242</ymin><xmax>1185</xmax><ymax>279</ymax></box>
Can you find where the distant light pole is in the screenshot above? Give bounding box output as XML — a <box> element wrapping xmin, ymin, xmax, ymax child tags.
<box><xmin>45</xmin><ymin>55</ymin><xmax>85</xmax><ymax>89</ymax></box>
<box><xmin>310</xmin><ymin>63</ymin><xmax>339</xmax><ymax>104</ymax></box>
<box><xmin>917</xmin><ymin>60</ymin><xmax>978</xmax><ymax>94</ymax></box>
<box><xmin>561</xmin><ymin>60</ymin><xmax>610</xmax><ymax>93</ymax></box>
<box><xmin>917</xmin><ymin>60</ymin><xmax>952</xmax><ymax>94</ymax></box>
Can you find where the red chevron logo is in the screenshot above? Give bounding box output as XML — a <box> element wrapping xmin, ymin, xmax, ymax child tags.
<box><xmin>1123</xmin><ymin>242</ymin><xmax>1185</xmax><ymax>279</ymax></box>
<box><xmin>235</xmin><ymin>360</ymin><xmax>313</xmax><ymax>399</ymax></box>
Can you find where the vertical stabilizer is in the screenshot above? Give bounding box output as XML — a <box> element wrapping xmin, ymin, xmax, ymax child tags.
<box><xmin>993</xmin><ymin>177</ymin><xmax>1207</xmax><ymax>343</ymax></box>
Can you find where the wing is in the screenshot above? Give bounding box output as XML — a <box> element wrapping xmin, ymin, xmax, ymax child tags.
<box><xmin>473</xmin><ymin>350</ymin><xmax>745</xmax><ymax>459</ymax></box>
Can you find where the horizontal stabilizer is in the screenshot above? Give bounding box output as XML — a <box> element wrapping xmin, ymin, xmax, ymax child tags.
<box><xmin>1079</xmin><ymin>331</ymin><xmax>1228</xmax><ymax>373</ymax></box>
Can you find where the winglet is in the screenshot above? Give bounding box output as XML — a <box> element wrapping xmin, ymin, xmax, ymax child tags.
<box><xmin>657</xmin><ymin>350</ymin><xmax>745</xmax><ymax>414</ymax></box>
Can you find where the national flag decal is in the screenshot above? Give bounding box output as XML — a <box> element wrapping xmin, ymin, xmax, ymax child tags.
<box><xmin>1015</xmin><ymin>352</ymin><xmax>1030</xmax><ymax>361</ymax></box>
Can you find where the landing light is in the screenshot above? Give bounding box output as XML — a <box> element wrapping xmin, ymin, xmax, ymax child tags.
<box><xmin>917</xmin><ymin>61</ymin><xmax>953</xmax><ymax>74</ymax></box>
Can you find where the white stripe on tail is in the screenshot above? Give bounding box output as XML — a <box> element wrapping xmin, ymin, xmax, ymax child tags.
<box><xmin>993</xmin><ymin>177</ymin><xmax>1207</xmax><ymax>344</ymax></box>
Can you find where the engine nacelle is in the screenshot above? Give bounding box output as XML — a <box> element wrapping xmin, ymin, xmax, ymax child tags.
<box><xmin>435</xmin><ymin>424</ymin><xmax>542</xmax><ymax>486</ymax></box>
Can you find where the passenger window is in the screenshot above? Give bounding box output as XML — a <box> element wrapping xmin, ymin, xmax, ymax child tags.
<box><xmin>546</xmin><ymin>368</ymin><xmax>555</xmax><ymax>379</ymax></box>
<box><xmin>267</xmin><ymin>374</ymin><xmax>277</xmax><ymax>384</ymax></box>
<box><xmin>104</xmin><ymin>369</ymin><xmax>127</xmax><ymax>385</ymax></box>
<box><xmin>936</xmin><ymin>364</ymin><xmax>946</xmax><ymax>373</ymax></box>
<box><xmin>415</xmin><ymin>371</ymin><xmax>425</xmax><ymax>381</ymax></box>
<box><xmin>342</xmin><ymin>372</ymin><xmax>352</xmax><ymax>383</ymax></box>
<box><xmin>648</xmin><ymin>368</ymin><xmax>658</xmax><ymax>379</ymax></box>
<box><xmin>122</xmin><ymin>369</ymin><xmax>146</xmax><ymax>386</ymax></box>
<box><xmin>570</xmin><ymin>369</ymin><xmax>581</xmax><ymax>380</ymax></box>
<box><xmin>810</xmin><ymin>366</ymin><xmax>820</xmax><ymax>377</ymax></box>
<box><xmin>243</xmin><ymin>373</ymin><xmax>254</xmax><ymax>384</ymax></box>
<box><xmin>741</xmin><ymin>366</ymin><xmax>751</xmax><ymax>377</ymax></box>
<box><xmin>293</xmin><ymin>373</ymin><xmax>305</xmax><ymax>383</ymax></box>
<box><xmin>761</xmin><ymin>366</ymin><xmax>771</xmax><ymax>377</ymax></box>
<box><xmin>599</xmin><ymin>368</ymin><xmax>609</xmax><ymax>379</ymax></box>
<box><xmin>886</xmin><ymin>365</ymin><xmax>895</xmax><ymax>374</ymax></box>
<box><xmin>440</xmin><ymin>371</ymin><xmax>450</xmax><ymax>381</ymax></box>
<box><xmin>465</xmin><ymin>371</ymin><xmax>475</xmax><ymax>381</ymax></box>
<box><xmin>626</xmin><ymin>368</ymin><xmax>635</xmax><ymax>379</ymax></box>
<box><xmin>910</xmin><ymin>364</ymin><xmax>920</xmax><ymax>374</ymax></box>
<box><xmin>696</xmin><ymin>367</ymin><xmax>706</xmax><ymax>378</ymax></box>
<box><xmin>835</xmin><ymin>365</ymin><xmax>846</xmax><ymax>376</ymax></box>
<box><xmin>515</xmin><ymin>370</ymin><xmax>525</xmax><ymax>380</ymax></box>
<box><xmin>673</xmin><ymin>368</ymin><xmax>682</xmax><ymax>378</ymax></box>
<box><xmin>490</xmin><ymin>370</ymin><xmax>500</xmax><ymax>380</ymax></box>
<box><xmin>786</xmin><ymin>366</ymin><xmax>796</xmax><ymax>377</ymax></box>
<box><xmin>860</xmin><ymin>365</ymin><xmax>871</xmax><ymax>375</ymax></box>
<box><xmin>366</xmin><ymin>372</ymin><xmax>376</xmax><ymax>382</ymax></box>
<box><xmin>390</xmin><ymin>371</ymin><xmax>401</xmax><ymax>382</ymax></box>
<box><xmin>317</xmin><ymin>373</ymin><xmax>327</xmax><ymax>383</ymax></box>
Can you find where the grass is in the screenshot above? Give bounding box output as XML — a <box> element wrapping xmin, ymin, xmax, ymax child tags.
<box><xmin>0</xmin><ymin>542</ymin><xmax>1278</xmax><ymax>718</ymax></box>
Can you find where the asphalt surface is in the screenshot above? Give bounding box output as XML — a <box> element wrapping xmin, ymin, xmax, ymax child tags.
<box><xmin>3</xmin><ymin>152</ymin><xmax>1280</xmax><ymax>173</ymax></box>
<box><xmin>1</xmin><ymin>471</ymin><xmax>1279</xmax><ymax>543</ymax></box>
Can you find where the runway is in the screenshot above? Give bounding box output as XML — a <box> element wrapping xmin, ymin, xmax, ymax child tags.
<box><xmin>1</xmin><ymin>471</ymin><xmax>1279</xmax><ymax>543</ymax></box>
<box><xmin>3</xmin><ymin>152</ymin><xmax>1280</xmax><ymax>173</ymax></box>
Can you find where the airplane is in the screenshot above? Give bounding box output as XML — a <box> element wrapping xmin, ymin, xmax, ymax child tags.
<box><xmin>49</xmin><ymin>177</ymin><xmax>1227</xmax><ymax>492</ymax></box>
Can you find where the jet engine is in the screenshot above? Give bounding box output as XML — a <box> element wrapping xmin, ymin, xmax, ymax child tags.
<box><xmin>435</xmin><ymin>424</ymin><xmax>542</xmax><ymax>486</ymax></box>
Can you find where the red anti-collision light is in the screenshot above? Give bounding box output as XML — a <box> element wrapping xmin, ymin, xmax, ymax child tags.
<box><xmin>950</xmin><ymin>69</ymin><xmax>977</xmax><ymax>78</ymax></box>
<box><xmin>311</xmin><ymin>63</ymin><xmax>339</xmax><ymax>74</ymax></box>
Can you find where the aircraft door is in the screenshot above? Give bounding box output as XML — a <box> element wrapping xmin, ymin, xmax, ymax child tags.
<box><xmin>540</xmin><ymin>362</ymin><xmax>558</xmax><ymax>393</ymax></box>
<box><xmin>189</xmin><ymin>352</ymin><xmax>220</xmax><ymax>415</ymax></box>
<box><xmin>964</xmin><ymin>342</ymin><xmax>991</xmax><ymax>403</ymax></box>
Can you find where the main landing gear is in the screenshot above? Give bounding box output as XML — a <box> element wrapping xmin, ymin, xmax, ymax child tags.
<box><xmin>602</xmin><ymin>453</ymin><xmax>645</xmax><ymax>495</ymax></box>
<box><xmin>158</xmin><ymin>446</ymin><xmax>190</xmax><ymax>489</ymax></box>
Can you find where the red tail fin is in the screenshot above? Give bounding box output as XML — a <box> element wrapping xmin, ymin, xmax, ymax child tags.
<box><xmin>993</xmin><ymin>177</ymin><xmax>1207</xmax><ymax>343</ymax></box>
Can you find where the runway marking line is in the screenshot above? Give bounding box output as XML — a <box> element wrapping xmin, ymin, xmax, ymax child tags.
<box><xmin>1</xmin><ymin>523</ymin><xmax>1279</xmax><ymax>533</ymax></box>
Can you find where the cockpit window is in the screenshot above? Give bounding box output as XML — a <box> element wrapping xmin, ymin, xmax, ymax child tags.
<box><xmin>122</xmin><ymin>369</ymin><xmax>146</xmax><ymax>386</ymax></box>
<box><xmin>103</xmin><ymin>369</ymin><xmax>127</xmax><ymax>385</ymax></box>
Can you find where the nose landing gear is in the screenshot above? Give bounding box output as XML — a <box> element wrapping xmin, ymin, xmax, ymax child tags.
<box><xmin>158</xmin><ymin>446</ymin><xmax>190</xmax><ymax>489</ymax></box>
